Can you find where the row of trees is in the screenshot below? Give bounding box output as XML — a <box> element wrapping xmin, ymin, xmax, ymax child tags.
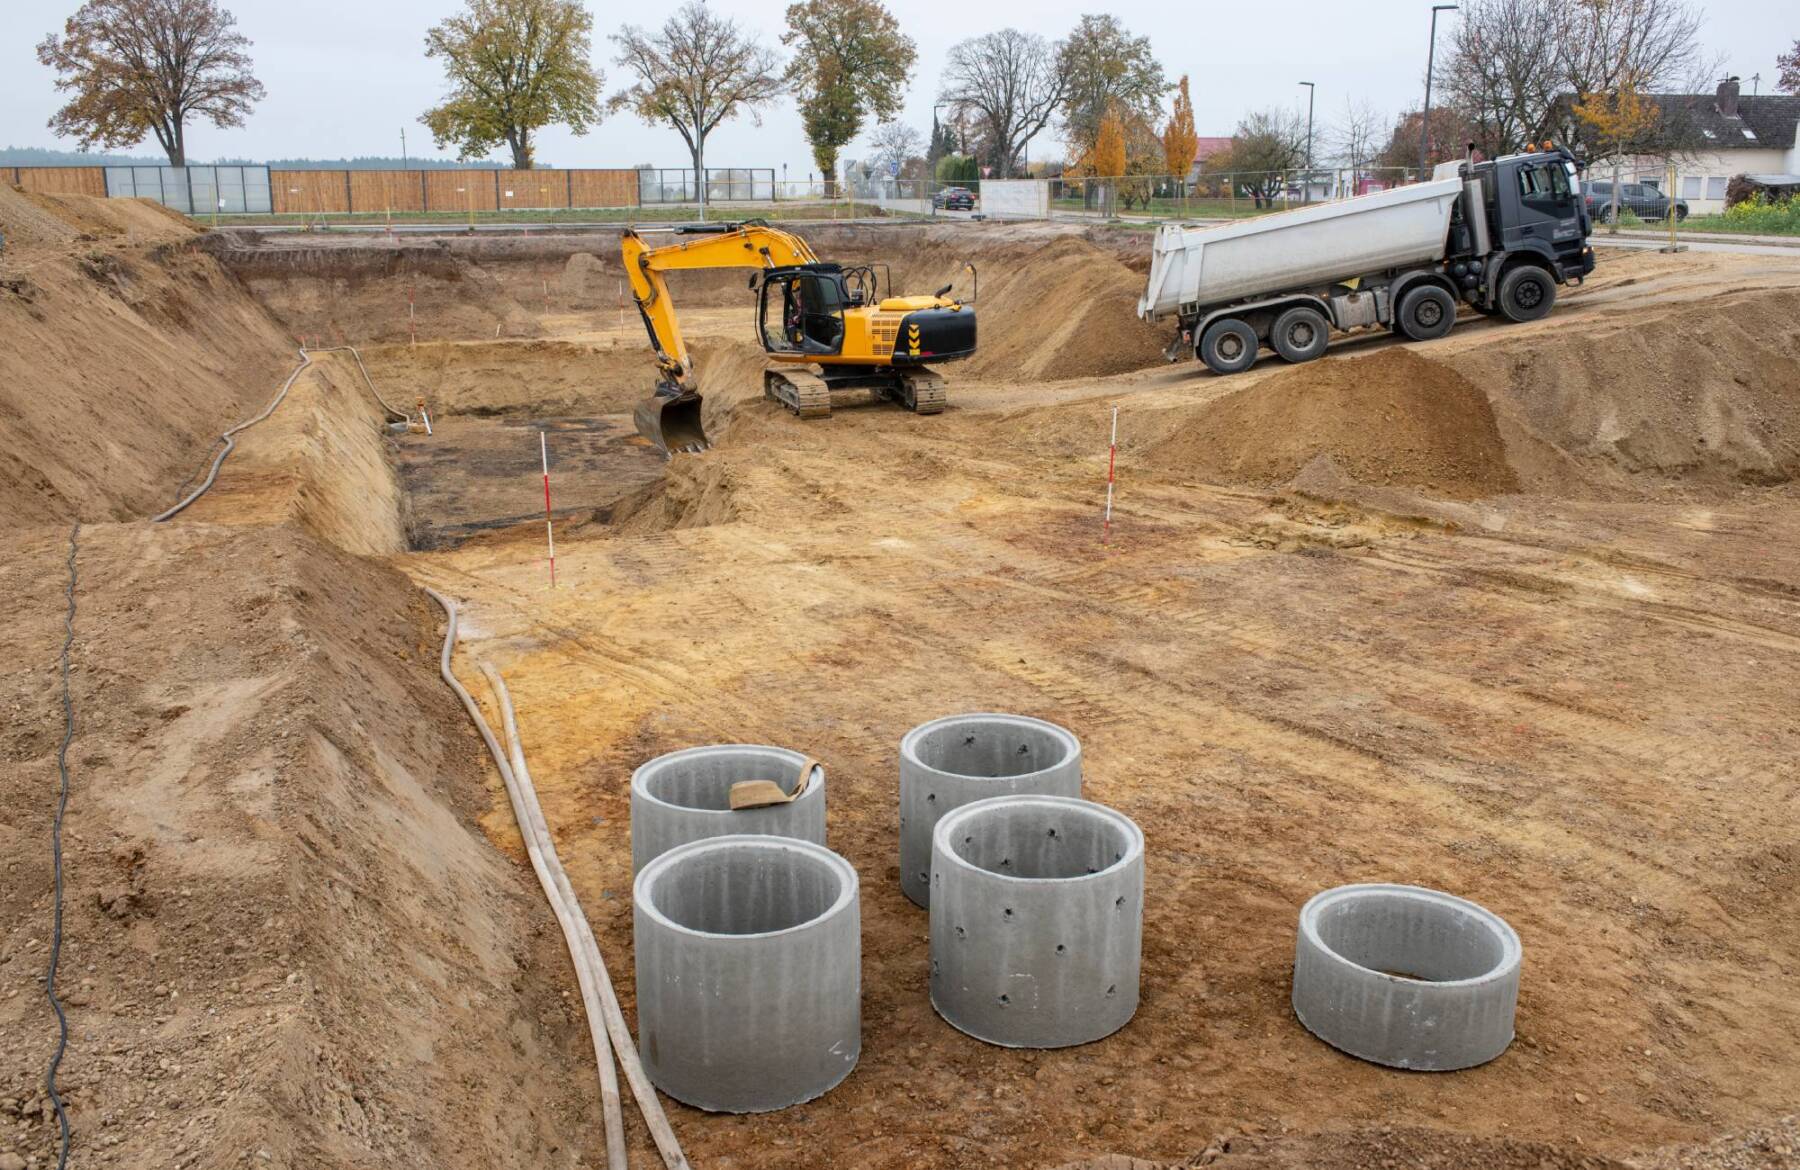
<box><xmin>38</xmin><ymin>0</ymin><xmax>1800</xmax><ymax>200</ymax></box>
<box><xmin>34</xmin><ymin>0</ymin><xmax>1215</xmax><ymax>190</ymax></box>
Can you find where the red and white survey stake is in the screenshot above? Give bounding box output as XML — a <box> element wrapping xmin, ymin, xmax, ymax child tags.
<box><xmin>540</xmin><ymin>430</ymin><xmax>556</xmax><ymax>588</ymax></box>
<box><xmin>1102</xmin><ymin>406</ymin><xmax>1119</xmax><ymax>545</ymax></box>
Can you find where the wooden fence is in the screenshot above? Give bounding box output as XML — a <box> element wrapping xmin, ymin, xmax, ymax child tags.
<box><xmin>8</xmin><ymin>166</ymin><xmax>640</xmax><ymax>213</ymax></box>
<box><xmin>268</xmin><ymin>168</ymin><xmax>639</xmax><ymax>213</ymax></box>
<box><xmin>7</xmin><ymin>167</ymin><xmax>107</xmax><ymax>197</ymax></box>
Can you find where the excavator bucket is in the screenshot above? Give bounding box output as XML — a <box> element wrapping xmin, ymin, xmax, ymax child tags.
<box><xmin>634</xmin><ymin>386</ymin><xmax>708</xmax><ymax>455</ymax></box>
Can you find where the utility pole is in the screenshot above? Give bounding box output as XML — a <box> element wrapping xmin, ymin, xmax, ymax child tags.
<box><xmin>1420</xmin><ymin>4</ymin><xmax>1458</xmax><ymax>178</ymax></box>
<box><xmin>1299</xmin><ymin>81</ymin><xmax>1315</xmax><ymax>203</ymax></box>
<box><xmin>401</xmin><ymin>127</ymin><xmax>408</xmax><ymax>169</ymax></box>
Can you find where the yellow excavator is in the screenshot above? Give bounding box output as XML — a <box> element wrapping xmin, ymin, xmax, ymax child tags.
<box><xmin>621</xmin><ymin>220</ymin><xmax>977</xmax><ymax>453</ymax></box>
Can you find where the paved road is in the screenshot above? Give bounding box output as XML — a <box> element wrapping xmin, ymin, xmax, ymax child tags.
<box><xmin>1592</xmin><ymin>236</ymin><xmax>1800</xmax><ymax>258</ymax></box>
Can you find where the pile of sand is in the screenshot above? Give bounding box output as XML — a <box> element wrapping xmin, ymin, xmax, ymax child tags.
<box><xmin>0</xmin><ymin>184</ymin><xmax>81</xmax><ymax>249</ymax></box>
<box><xmin>1449</xmin><ymin>286</ymin><xmax>1800</xmax><ymax>493</ymax></box>
<box><xmin>1145</xmin><ymin>346</ymin><xmax>1522</xmax><ymax>498</ymax></box>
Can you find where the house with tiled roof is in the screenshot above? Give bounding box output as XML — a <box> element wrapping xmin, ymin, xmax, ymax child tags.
<box><xmin>1553</xmin><ymin>77</ymin><xmax>1800</xmax><ymax>213</ymax></box>
<box><xmin>1184</xmin><ymin>137</ymin><xmax>1235</xmax><ymax>185</ymax></box>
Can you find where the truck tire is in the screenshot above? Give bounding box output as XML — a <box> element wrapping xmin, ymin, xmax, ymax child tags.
<box><xmin>1198</xmin><ymin>318</ymin><xmax>1259</xmax><ymax>375</ymax></box>
<box><xmin>1497</xmin><ymin>265</ymin><xmax>1555</xmax><ymax>323</ymax></box>
<box><xmin>1396</xmin><ymin>285</ymin><xmax>1456</xmax><ymax>342</ymax></box>
<box><xmin>1270</xmin><ymin>306</ymin><xmax>1330</xmax><ymax>364</ymax></box>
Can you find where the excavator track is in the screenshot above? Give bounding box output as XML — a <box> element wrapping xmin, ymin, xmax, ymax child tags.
<box><xmin>765</xmin><ymin>368</ymin><xmax>832</xmax><ymax>419</ymax></box>
<box><xmin>898</xmin><ymin>367</ymin><xmax>948</xmax><ymax>415</ymax></box>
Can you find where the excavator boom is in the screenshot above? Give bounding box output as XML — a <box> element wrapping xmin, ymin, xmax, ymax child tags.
<box><xmin>622</xmin><ymin>222</ymin><xmax>819</xmax><ymax>453</ymax></box>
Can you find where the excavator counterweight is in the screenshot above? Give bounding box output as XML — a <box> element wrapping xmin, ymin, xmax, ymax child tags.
<box><xmin>621</xmin><ymin>221</ymin><xmax>976</xmax><ymax>455</ymax></box>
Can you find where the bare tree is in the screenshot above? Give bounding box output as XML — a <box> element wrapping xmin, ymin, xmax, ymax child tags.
<box><xmin>36</xmin><ymin>0</ymin><xmax>265</xmax><ymax>166</ymax></box>
<box><xmin>1439</xmin><ymin>0</ymin><xmax>1564</xmax><ymax>158</ymax></box>
<box><xmin>1211</xmin><ymin>108</ymin><xmax>1305</xmax><ymax>208</ymax></box>
<box><xmin>1325</xmin><ymin>97</ymin><xmax>1386</xmax><ymax>176</ymax></box>
<box><xmin>611</xmin><ymin>3</ymin><xmax>783</xmax><ymax>214</ymax></box>
<box><xmin>864</xmin><ymin>120</ymin><xmax>923</xmax><ymax>179</ymax></box>
<box><xmin>1441</xmin><ymin>0</ymin><xmax>1711</xmax><ymax>158</ymax></box>
<box><xmin>938</xmin><ymin>29</ymin><xmax>1068</xmax><ymax>178</ymax></box>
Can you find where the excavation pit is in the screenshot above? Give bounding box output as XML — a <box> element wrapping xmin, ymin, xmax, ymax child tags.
<box><xmin>929</xmin><ymin>795</ymin><xmax>1144</xmax><ymax>1048</ymax></box>
<box><xmin>633</xmin><ymin>835</ymin><xmax>861</xmax><ymax>1113</ymax></box>
<box><xmin>630</xmin><ymin>745</ymin><xmax>826</xmax><ymax>873</ymax></box>
<box><xmin>899</xmin><ymin>713</ymin><xmax>1082</xmax><ymax>908</ymax></box>
<box><xmin>1292</xmin><ymin>883</ymin><xmax>1522</xmax><ymax>1071</ymax></box>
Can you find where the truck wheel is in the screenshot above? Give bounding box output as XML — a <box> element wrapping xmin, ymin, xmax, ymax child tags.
<box><xmin>1199</xmin><ymin>318</ymin><xmax>1259</xmax><ymax>375</ymax></box>
<box><xmin>1270</xmin><ymin>306</ymin><xmax>1330</xmax><ymax>364</ymax></box>
<box><xmin>1497</xmin><ymin>266</ymin><xmax>1555</xmax><ymax>323</ymax></box>
<box><xmin>1397</xmin><ymin>285</ymin><xmax>1456</xmax><ymax>342</ymax></box>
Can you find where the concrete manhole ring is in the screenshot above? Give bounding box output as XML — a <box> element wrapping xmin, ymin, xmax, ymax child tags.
<box><xmin>1292</xmin><ymin>883</ymin><xmax>1522</xmax><ymax>1071</ymax></box>
<box><xmin>929</xmin><ymin>794</ymin><xmax>1143</xmax><ymax>1048</ymax></box>
<box><xmin>630</xmin><ymin>744</ymin><xmax>826</xmax><ymax>873</ymax></box>
<box><xmin>899</xmin><ymin>713</ymin><xmax>1082</xmax><ymax>908</ymax></box>
<box><xmin>633</xmin><ymin>834</ymin><xmax>861</xmax><ymax>1112</ymax></box>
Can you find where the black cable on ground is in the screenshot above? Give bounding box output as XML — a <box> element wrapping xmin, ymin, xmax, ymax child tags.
<box><xmin>47</xmin><ymin>521</ymin><xmax>78</xmax><ymax>1170</ymax></box>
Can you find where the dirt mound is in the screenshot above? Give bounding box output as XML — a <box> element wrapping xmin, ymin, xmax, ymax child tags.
<box><xmin>592</xmin><ymin>455</ymin><xmax>740</xmax><ymax>533</ymax></box>
<box><xmin>0</xmin><ymin>239</ymin><xmax>294</xmax><ymax>525</ymax></box>
<box><xmin>1447</xmin><ymin>287</ymin><xmax>1800</xmax><ymax>493</ymax></box>
<box><xmin>0</xmin><ymin>521</ymin><xmax>598</xmax><ymax>1170</ymax></box>
<box><xmin>813</xmin><ymin>225</ymin><xmax>1169</xmax><ymax>381</ymax></box>
<box><xmin>1141</xmin><ymin>346</ymin><xmax>1521</xmax><ymax>498</ymax></box>
<box><xmin>23</xmin><ymin>190</ymin><xmax>196</xmax><ymax>245</ymax></box>
<box><xmin>0</xmin><ymin>184</ymin><xmax>81</xmax><ymax>248</ymax></box>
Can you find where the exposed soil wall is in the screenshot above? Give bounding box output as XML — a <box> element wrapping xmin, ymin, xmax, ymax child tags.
<box><xmin>0</xmin><ymin>522</ymin><xmax>600</xmax><ymax>1170</ymax></box>
<box><xmin>0</xmin><ymin>189</ymin><xmax>293</xmax><ymax>525</ymax></box>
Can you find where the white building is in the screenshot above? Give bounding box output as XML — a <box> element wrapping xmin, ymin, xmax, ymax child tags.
<box><xmin>1559</xmin><ymin>77</ymin><xmax>1800</xmax><ymax>215</ymax></box>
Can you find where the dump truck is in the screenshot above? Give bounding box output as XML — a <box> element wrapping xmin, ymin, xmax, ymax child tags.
<box><xmin>1139</xmin><ymin>145</ymin><xmax>1595</xmax><ymax>375</ymax></box>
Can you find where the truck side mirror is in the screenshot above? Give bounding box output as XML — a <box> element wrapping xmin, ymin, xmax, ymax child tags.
<box><xmin>747</xmin><ymin>273</ymin><xmax>759</xmax><ymax>290</ymax></box>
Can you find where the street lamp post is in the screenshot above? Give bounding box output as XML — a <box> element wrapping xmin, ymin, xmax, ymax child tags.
<box><xmin>1299</xmin><ymin>81</ymin><xmax>1315</xmax><ymax>202</ymax></box>
<box><xmin>1420</xmin><ymin>4</ymin><xmax>1458</xmax><ymax>178</ymax></box>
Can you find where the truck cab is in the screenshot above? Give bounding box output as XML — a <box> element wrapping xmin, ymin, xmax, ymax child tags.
<box><xmin>1475</xmin><ymin>148</ymin><xmax>1594</xmax><ymax>286</ymax></box>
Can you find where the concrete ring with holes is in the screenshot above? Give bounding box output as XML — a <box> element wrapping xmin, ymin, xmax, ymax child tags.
<box><xmin>1291</xmin><ymin>883</ymin><xmax>1522</xmax><ymax>1071</ymax></box>
<box><xmin>630</xmin><ymin>744</ymin><xmax>826</xmax><ymax>874</ymax></box>
<box><xmin>633</xmin><ymin>834</ymin><xmax>861</xmax><ymax>1112</ymax></box>
<box><xmin>928</xmin><ymin>794</ymin><xmax>1144</xmax><ymax>1048</ymax></box>
<box><xmin>899</xmin><ymin>713</ymin><xmax>1082</xmax><ymax>908</ymax></box>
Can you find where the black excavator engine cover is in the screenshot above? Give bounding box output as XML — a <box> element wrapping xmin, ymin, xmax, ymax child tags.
<box><xmin>891</xmin><ymin>307</ymin><xmax>976</xmax><ymax>366</ymax></box>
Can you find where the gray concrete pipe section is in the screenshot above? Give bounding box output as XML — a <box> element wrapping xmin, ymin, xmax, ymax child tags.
<box><xmin>634</xmin><ymin>835</ymin><xmax>861</xmax><ymax>1113</ymax></box>
<box><xmin>1291</xmin><ymin>883</ymin><xmax>1522</xmax><ymax>1071</ymax></box>
<box><xmin>899</xmin><ymin>714</ymin><xmax>1082</xmax><ymax>908</ymax></box>
<box><xmin>929</xmin><ymin>795</ymin><xmax>1144</xmax><ymax>1048</ymax></box>
<box><xmin>631</xmin><ymin>745</ymin><xmax>826</xmax><ymax>874</ymax></box>
<box><xmin>424</xmin><ymin>588</ymin><xmax>688</xmax><ymax>1170</ymax></box>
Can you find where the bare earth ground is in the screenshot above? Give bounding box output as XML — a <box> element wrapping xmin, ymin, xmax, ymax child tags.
<box><xmin>4</xmin><ymin>193</ymin><xmax>1799</xmax><ymax>1170</ymax></box>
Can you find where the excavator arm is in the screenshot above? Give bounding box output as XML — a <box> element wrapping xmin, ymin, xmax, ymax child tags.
<box><xmin>622</xmin><ymin>222</ymin><xmax>819</xmax><ymax>451</ymax></box>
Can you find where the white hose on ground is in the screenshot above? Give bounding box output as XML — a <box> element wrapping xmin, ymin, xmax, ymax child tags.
<box><xmin>424</xmin><ymin>587</ymin><xmax>690</xmax><ymax>1170</ymax></box>
<box><xmin>153</xmin><ymin>349</ymin><xmax>310</xmax><ymax>521</ymax></box>
<box><xmin>304</xmin><ymin>344</ymin><xmax>411</xmax><ymax>423</ymax></box>
<box><xmin>154</xmin><ymin>344</ymin><xmax>410</xmax><ymax>523</ymax></box>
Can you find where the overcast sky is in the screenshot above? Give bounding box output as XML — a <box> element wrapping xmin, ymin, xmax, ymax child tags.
<box><xmin>3</xmin><ymin>0</ymin><xmax>1787</xmax><ymax>174</ymax></box>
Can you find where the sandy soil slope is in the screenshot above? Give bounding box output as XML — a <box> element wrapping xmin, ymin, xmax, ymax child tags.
<box><xmin>6</xmin><ymin>202</ymin><xmax>1800</xmax><ymax>1170</ymax></box>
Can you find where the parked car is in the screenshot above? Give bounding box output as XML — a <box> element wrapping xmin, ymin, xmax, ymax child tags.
<box><xmin>1583</xmin><ymin>179</ymin><xmax>1688</xmax><ymax>222</ymax></box>
<box><xmin>933</xmin><ymin>186</ymin><xmax>977</xmax><ymax>210</ymax></box>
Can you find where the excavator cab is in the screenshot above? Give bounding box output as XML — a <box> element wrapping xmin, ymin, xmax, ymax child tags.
<box><xmin>758</xmin><ymin>267</ymin><xmax>849</xmax><ymax>356</ymax></box>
